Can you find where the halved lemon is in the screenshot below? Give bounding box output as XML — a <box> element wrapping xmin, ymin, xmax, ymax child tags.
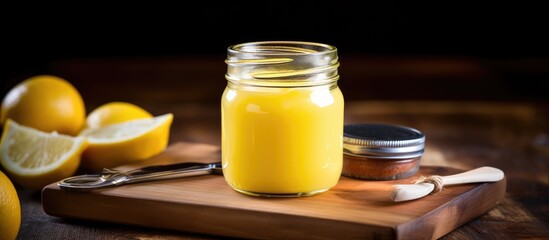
<box><xmin>80</xmin><ymin>113</ymin><xmax>173</xmax><ymax>171</ymax></box>
<box><xmin>0</xmin><ymin>120</ymin><xmax>88</xmax><ymax>190</ymax></box>
<box><xmin>85</xmin><ymin>102</ymin><xmax>153</xmax><ymax>129</ymax></box>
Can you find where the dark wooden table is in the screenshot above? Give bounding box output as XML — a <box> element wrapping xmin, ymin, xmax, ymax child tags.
<box><xmin>7</xmin><ymin>56</ymin><xmax>549</xmax><ymax>239</ymax></box>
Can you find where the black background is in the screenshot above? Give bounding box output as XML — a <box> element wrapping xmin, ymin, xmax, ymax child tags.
<box><xmin>2</xmin><ymin>2</ymin><xmax>548</xmax><ymax>101</ymax></box>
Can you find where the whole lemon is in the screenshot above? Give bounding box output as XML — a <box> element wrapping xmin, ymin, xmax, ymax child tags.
<box><xmin>1</xmin><ymin>75</ymin><xmax>85</xmax><ymax>136</ymax></box>
<box><xmin>0</xmin><ymin>170</ymin><xmax>21</xmax><ymax>240</ymax></box>
<box><xmin>85</xmin><ymin>102</ymin><xmax>152</xmax><ymax>129</ymax></box>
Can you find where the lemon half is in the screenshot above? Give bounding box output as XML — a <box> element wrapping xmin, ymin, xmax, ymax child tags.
<box><xmin>81</xmin><ymin>113</ymin><xmax>173</xmax><ymax>171</ymax></box>
<box><xmin>85</xmin><ymin>102</ymin><xmax>153</xmax><ymax>129</ymax></box>
<box><xmin>0</xmin><ymin>120</ymin><xmax>88</xmax><ymax>190</ymax></box>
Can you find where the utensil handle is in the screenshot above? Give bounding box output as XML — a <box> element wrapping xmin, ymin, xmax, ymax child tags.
<box><xmin>58</xmin><ymin>162</ymin><xmax>222</xmax><ymax>191</ymax></box>
<box><xmin>125</xmin><ymin>162</ymin><xmax>222</xmax><ymax>183</ymax></box>
<box><xmin>442</xmin><ymin>166</ymin><xmax>504</xmax><ymax>186</ymax></box>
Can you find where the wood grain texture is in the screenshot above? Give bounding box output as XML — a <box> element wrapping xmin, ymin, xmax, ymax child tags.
<box><xmin>42</xmin><ymin>142</ymin><xmax>506</xmax><ymax>240</ymax></box>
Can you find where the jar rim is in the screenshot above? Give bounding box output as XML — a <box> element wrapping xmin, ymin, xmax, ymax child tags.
<box><xmin>225</xmin><ymin>41</ymin><xmax>340</xmax><ymax>87</ymax></box>
<box><xmin>227</xmin><ymin>41</ymin><xmax>337</xmax><ymax>56</ymax></box>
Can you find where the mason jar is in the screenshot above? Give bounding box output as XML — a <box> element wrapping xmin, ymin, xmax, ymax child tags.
<box><xmin>221</xmin><ymin>41</ymin><xmax>344</xmax><ymax>197</ymax></box>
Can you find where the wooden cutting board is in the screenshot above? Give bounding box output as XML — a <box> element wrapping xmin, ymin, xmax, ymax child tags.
<box><xmin>42</xmin><ymin>142</ymin><xmax>506</xmax><ymax>240</ymax></box>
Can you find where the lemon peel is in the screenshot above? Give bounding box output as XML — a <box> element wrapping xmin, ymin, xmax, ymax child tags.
<box><xmin>85</xmin><ymin>102</ymin><xmax>153</xmax><ymax>129</ymax></box>
<box><xmin>0</xmin><ymin>170</ymin><xmax>21</xmax><ymax>240</ymax></box>
<box><xmin>1</xmin><ymin>75</ymin><xmax>85</xmax><ymax>136</ymax></box>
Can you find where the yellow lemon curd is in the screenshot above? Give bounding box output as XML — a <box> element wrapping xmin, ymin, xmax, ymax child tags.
<box><xmin>222</xmin><ymin>83</ymin><xmax>344</xmax><ymax>196</ymax></box>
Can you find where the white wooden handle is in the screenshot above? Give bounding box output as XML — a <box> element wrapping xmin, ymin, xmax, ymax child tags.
<box><xmin>442</xmin><ymin>166</ymin><xmax>504</xmax><ymax>186</ymax></box>
<box><xmin>391</xmin><ymin>166</ymin><xmax>505</xmax><ymax>202</ymax></box>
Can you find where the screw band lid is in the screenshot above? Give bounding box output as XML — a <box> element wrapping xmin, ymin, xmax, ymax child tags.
<box><xmin>343</xmin><ymin>123</ymin><xmax>425</xmax><ymax>159</ymax></box>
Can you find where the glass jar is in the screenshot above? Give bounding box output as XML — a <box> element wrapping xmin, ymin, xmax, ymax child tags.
<box><xmin>221</xmin><ymin>41</ymin><xmax>344</xmax><ymax>197</ymax></box>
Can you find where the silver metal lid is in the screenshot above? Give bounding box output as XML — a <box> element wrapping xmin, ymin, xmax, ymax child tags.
<box><xmin>343</xmin><ymin>124</ymin><xmax>425</xmax><ymax>159</ymax></box>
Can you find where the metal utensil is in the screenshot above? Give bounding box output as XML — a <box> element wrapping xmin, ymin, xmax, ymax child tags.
<box><xmin>58</xmin><ymin>162</ymin><xmax>222</xmax><ymax>191</ymax></box>
<box><xmin>391</xmin><ymin>166</ymin><xmax>504</xmax><ymax>202</ymax></box>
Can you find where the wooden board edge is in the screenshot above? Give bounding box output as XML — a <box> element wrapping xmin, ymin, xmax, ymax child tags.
<box><xmin>395</xmin><ymin>177</ymin><xmax>507</xmax><ymax>240</ymax></box>
<box><xmin>42</xmin><ymin>184</ymin><xmax>395</xmax><ymax>239</ymax></box>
